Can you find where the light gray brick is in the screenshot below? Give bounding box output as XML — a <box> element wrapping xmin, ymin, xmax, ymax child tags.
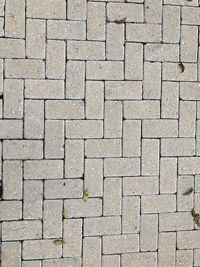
<box><xmin>0</xmin><ymin>38</ymin><xmax>25</xmax><ymax>58</ymax></box>
<box><xmin>107</xmin><ymin>3</ymin><xmax>143</xmax><ymax>22</ymax></box>
<box><xmin>4</xmin><ymin>79</ymin><xmax>23</xmax><ymax>119</ymax></box>
<box><xmin>140</xmin><ymin>214</ymin><xmax>158</xmax><ymax>251</ymax></box>
<box><xmin>5</xmin><ymin>59</ymin><xmax>45</xmax><ymax>79</ymax></box>
<box><xmin>161</xmin><ymin>82</ymin><xmax>179</xmax><ymax>118</ymax></box>
<box><xmin>106</xmin><ymin>23</ymin><xmax>124</xmax><ymax>60</ymax></box>
<box><xmin>182</xmin><ymin>6</ymin><xmax>200</xmax><ymax>25</ymax></box>
<box><xmin>24</xmin><ymin>160</ymin><xmax>63</xmax><ymax>179</ymax></box>
<box><xmin>83</xmin><ymin>237</ymin><xmax>101</xmax><ymax>267</ymax></box>
<box><xmin>145</xmin><ymin>44</ymin><xmax>179</xmax><ymax>62</ymax></box>
<box><xmin>161</xmin><ymin>138</ymin><xmax>195</xmax><ymax>156</ymax></box>
<box><xmin>67</xmin><ymin>0</ymin><xmax>86</xmax><ymax>20</ymax></box>
<box><xmin>0</xmin><ymin>120</ymin><xmax>23</xmax><ymax>139</ymax></box>
<box><xmin>177</xmin><ymin>231</ymin><xmax>200</xmax><ymax>249</ymax></box>
<box><xmin>46</xmin><ymin>40</ymin><xmax>65</xmax><ymax>79</ymax></box>
<box><xmin>43</xmin><ymin>200</ymin><xmax>63</xmax><ymax>238</ymax></box>
<box><xmin>123</xmin><ymin>176</ymin><xmax>159</xmax><ymax>196</ymax></box>
<box><xmin>24</xmin><ymin>100</ymin><xmax>44</xmax><ymax>139</ymax></box>
<box><xmin>0</xmin><ymin>59</ymin><xmax>3</xmax><ymax>95</ymax></box>
<box><xmin>26</xmin><ymin>19</ymin><xmax>45</xmax><ymax>59</ymax></box>
<box><xmin>3</xmin><ymin>160</ymin><xmax>22</xmax><ymax>200</ymax></box>
<box><xmin>0</xmin><ymin>0</ymin><xmax>4</xmax><ymax>16</ymax></box>
<box><xmin>159</xmin><ymin>212</ymin><xmax>193</xmax><ymax>232</ymax></box>
<box><xmin>27</xmin><ymin>0</ymin><xmax>66</xmax><ymax>19</ymax></box>
<box><xmin>87</xmin><ymin>2</ymin><xmax>105</xmax><ymax>40</ymax></box>
<box><xmin>1</xmin><ymin>242</ymin><xmax>21</xmax><ymax>267</ymax></box>
<box><xmin>160</xmin><ymin>158</ymin><xmax>177</xmax><ymax>194</ymax></box>
<box><xmin>122</xmin><ymin>252</ymin><xmax>157</xmax><ymax>267</ymax></box>
<box><xmin>25</xmin><ymin>80</ymin><xmax>64</xmax><ymax>99</ymax></box>
<box><xmin>142</xmin><ymin>139</ymin><xmax>159</xmax><ymax>176</ymax></box>
<box><xmin>177</xmin><ymin>250</ymin><xmax>193</xmax><ymax>267</ymax></box>
<box><xmin>64</xmin><ymin>199</ymin><xmax>102</xmax><ymax>218</ymax></box>
<box><xmin>23</xmin><ymin>180</ymin><xmax>43</xmax><ymax>219</ymax></box>
<box><xmin>142</xmin><ymin>119</ymin><xmax>178</xmax><ymax>138</ymax></box>
<box><xmin>105</xmin><ymin>81</ymin><xmax>142</xmax><ymax>100</ymax></box>
<box><xmin>0</xmin><ymin>201</ymin><xmax>22</xmax><ymax>221</ymax></box>
<box><xmin>180</xmin><ymin>82</ymin><xmax>200</xmax><ymax>100</ymax></box>
<box><xmin>86</xmin><ymin>81</ymin><xmax>104</xmax><ymax>119</ymax></box>
<box><xmin>141</xmin><ymin>194</ymin><xmax>176</xmax><ymax>213</ymax></box>
<box><xmin>143</xmin><ymin>62</ymin><xmax>161</xmax><ymax>99</ymax></box>
<box><xmin>158</xmin><ymin>232</ymin><xmax>176</xmax><ymax>267</ymax></box>
<box><xmin>84</xmin><ymin>216</ymin><xmax>121</xmax><ymax>236</ymax></box>
<box><xmin>5</xmin><ymin>0</ymin><xmax>25</xmax><ymax>38</ymax></box>
<box><xmin>66</xmin><ymin>61</ymin><xmax>85</xmax><ymax>99</ymax></box>
<box><xmin>124</xmin><ymin>100</ymin><xmax>160</xmax><ymax>119</ymax></box>
<box><xmin>66</xmin><ymin>120</ymin><xmax>103</xmax><ymax>139</ymax></box>
<box><xmin>179</xmin><ymin>101</ymin><xmax>196</xmax><ymax>137</ymax></box>
<box><xmin>125</xmin><ymin>43</ymin><xmax>143</xmax><ymax>80</ymax></box>
<box><xmin>122</xmin><ymin>196</ymin><xmax>140</xmax><ymax>234</ymax></box>
<box><xmin>65</xmin><ymin>140</ymin><xmax>84</xmax><ymax>178</ymax></box>
<box><xmin>85</xmin><ymin>159</ymin><xmax>103</xmax><ymax>197</ymax></box>
<box><xmin>23</xmin><ymin>240</ymin><xmax>62</xmax><ymax>260</ymax></box>
<box><xmin>103</xmin><ymin>234</ymin><xmax>139</xmax><ymax>254</ymax></box>
<box><xmin>47</xmin><ymin>20</ymin><xmax>86</xmax><ymax>40</ymax></box>
<box><xmin>163</xmin><ymin>62</ymin><xmax>197</xmax><ymax>81</ymax></box>
<box><xmin>22</xmin><ymin>261</ymin><xmax>42</xmax><ymax>267</ymax></box>
<box><xmin>104</xmin><ymin>158</ymin><xmax>140</xmax><ymax>177</ymax></box>
<box><xmin>102</xmin><ymin>255</ymin><xmax>120</xmax><ymax>267</ymax></box>
<box><xmin>3</xmin><ymin>140</ymin><xmax>43</xmax><ymax>160</ymax></box>
<box><xmin>179</xmin><ymin>157</ymin><xmax>200</xmax><ymax>175</ymax></box>
<box><xmin>45</xmin><ymin>179</ymin><xmax>83</xmax><ymax>199</ymax></box>
<box><xmin>2</xmin><ymin>220</ymin><xmax>42</xmax><ymax>241</ymax></box>
<box><xmin>163</xmin><ymin>5</ymin><xmax>180</xmax><ymax>43</ymax></box>
<box><xmin>87</xmin><ymin>61</ymin><xmax>124</xmax><ymax>80</ymax></box>
<box><xmin>194</xmin><ymin>249</ymin><xmax>200</xmax><ymax>267</ymax></box>
<box><xmin>126</xmin><ymin>23</ymin><xmax>161</xmax><ymax>42</ymax></box>
<box><xmin>63</xmin><ymin>219</ymin><xmax>82</xmax><ymax>257</ymax></box>
<box><xmin>177</xmin><ymin>176</ymin><xmax>194</xmax><ymax>211</ymax></box>
<box><xmin>45</xmin><ymin>120</ymin><xmax>64</xmax><ymax>159</ymax></box>
<box><xmin>67</xmin><ymin>41</ymin><xmax>105</xmax><ymax>60</ymax></box>
<box><xmin>46</xmin><ymin>100</ymin><xmax>84</xmax><ymax>119</ymax></box>
<box><xmin>43</xmin><ymin>258</ymin><xmax>81</xmax><ymax>267</ymax></box>
<box><xmin>181</xmin><ymin>25</ymin><xmax>198</xmax><ymax>62</ymax></box>
<box><xmin>85</xmin><ymin>139</ymin><xmax>121</xmax><ymax>158</ymax></box>
<box><xmin>145</xmin><ymin>0</ymin><xmax>162</xmax><ymax>23</ymax></box>
<box><xmin>104</xmin><ymin>101</ymin><xmax>122</xmax><ymax>138</ymax></box>
<box><xmin>123</xmin><ymin>120</ymin><xmax>141</xmax><ymax>157</ymax></box>
<box><xmin>103</xmin><ymin>178</ymin><xmax>122</xmax><ymax>216</ymax></box>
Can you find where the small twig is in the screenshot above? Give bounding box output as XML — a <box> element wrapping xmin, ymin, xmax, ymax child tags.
<box><xmin>182</xmin><ymin>187</ymin><xmax>193</xmax><ymax>196</ymax></box>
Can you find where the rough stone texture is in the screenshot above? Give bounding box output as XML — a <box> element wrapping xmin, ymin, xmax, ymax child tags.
<box><xmin>1</xmin><ymin>1</ymin><xmax>200</xmax><ymax>266</ymax></box>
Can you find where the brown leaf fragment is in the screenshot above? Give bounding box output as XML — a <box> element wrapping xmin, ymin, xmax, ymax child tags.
<box><xmin>83</xmin><ymin>188</ymin><xmax>89</xmax><ymax>203</ymax></box>
<box><xmin>53</xmin><ymin>239</ymin><xmax>65</xmax><ymax>245</ymax></box>
<box><xmin>182</xmin><ymin>187</ymin><xmax>193</xmax><ymax>196</ymax></box>
<box><xmin>191</xmin><ymin>209</ymin><xmax>200</xmax><ymax>228</ymax></box>
<box><xmin>178</xmin><ymin>63</ymin><xmax>185</xmax><ymax>73</ymax></box>
<box><xmin>114</xmin><ymin>17</ymin><xmax>127</xmax><ymax>24</ymax></box>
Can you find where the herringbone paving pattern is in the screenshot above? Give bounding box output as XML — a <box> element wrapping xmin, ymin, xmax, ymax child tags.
<box><xmin>0</xmin><ymin>0</ymin><xmax>200</xmax><ymax>266</ymax></box>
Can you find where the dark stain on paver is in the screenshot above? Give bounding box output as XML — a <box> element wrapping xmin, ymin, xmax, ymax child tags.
<box><xmin>182</xmin><ymin>187</ymin><xmax>193</xmax><ymax>195</ymax></box>
<box><xmin>178</xmin><ymin>63</ymin><xmax>185</xmax><ymax>73</ymax></box>
<box><xmin>114</xmin><ymin>17</ymin><xmax>127</xmax><ymax>24</ymax></box>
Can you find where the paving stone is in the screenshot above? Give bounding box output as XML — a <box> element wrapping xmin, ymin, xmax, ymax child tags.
<box><xmin>2</xmin><ymin>220</ymin><xmax>42</xmax><ymax>241</ymax></box>
<box><xmin>1</xmin><ymin>242</ymin><xmax>21</xmax><ymax>267</ymax></box>
<box><xmin>23</xmin><ymin>240</ymin><xmax>62</xmax><ymax>260</ymax></box>
<box><xmin>3</xmin><ymin>140</ymin><xmax>43</xmax><ymax>160</ymax></box>
<box><xmin>1</xmin><ymin>0</ymin><xmax>200</xmax><ymax>264</ymax></box>
<box><xmin>24</xmin><ymin>160</ymin><xmax>63</xmax><ymax>179</ymax></box>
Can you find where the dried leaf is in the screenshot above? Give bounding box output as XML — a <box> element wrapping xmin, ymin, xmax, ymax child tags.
<box><xmin>196</xmin><ymin>218</ymin><xmax>200</xmax><ymax>228</ymax></box>
<box><xmin>53</xmin><ymin>240</ymin><xmax>65</xmax><ymax>245</ymax></box>
<box><xmin>114</xmin><ymin>17</ymin><xmax>127</xmax><ymax>24</ymax></box>
<box><xmin>191</xmin><ymin>209</ymin><xmax>200</xmax><ymax>228</ymax></box>
<box><xmin>178</xmin><ymin>63</ymin><xmax>185</xmax><ymax>73</ymax></box>
<box><xmin>83</xmin><ymin>188</ymin><xmax>89</xmax><ymax>203</ymax></box>
<box><xmin>191</xmin><ymin>209</ymin><xmax>196</xmax><ymax>217</ymax></box>
<box><xmin>63</xmin><ymin>209</ymin><xmax>68</xmax><ymax>219</ymax></box>
<box><xmin>182</xmin><ymin>187</ymin><xmax>193</xmax><ymax>196</ymax></box>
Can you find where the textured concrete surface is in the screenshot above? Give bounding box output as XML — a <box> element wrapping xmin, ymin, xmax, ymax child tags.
<box><xmin>0</xmin><ymin>0</ymin><xmax>200</xmax><ymax>266</ymax></box>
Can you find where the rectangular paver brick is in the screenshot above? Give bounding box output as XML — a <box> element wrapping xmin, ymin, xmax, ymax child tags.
<box><xmin>0</xmin><ymin>201</ymin><xmax>22</xmax><ymax>221</ymax></box>
<box><xmin>0</xmin><ymin>39</ymin><xmax>25</xmax><ymax>58</ymax></box>
<box><xmin>3</xmin><ymin>140</ymin><xmax>43</xmax><ymax>160</ymax></box>
<box><xmin>1</xmin><ymin>242</ymin><xmax>21</xmax><ymax>267</ymax></box>
<box><xmin>124</xmin><ymin>101</ymin><xmax>160</xmax><ymax>119</ymax></box>
<box><xmin>160</xmin><ymin>158</ymin><xmax>177</xmax><ymax>194</ymax></box>
<box><xmin>103</xmin><ymin>234</ymin><xmax>139</xmax><ymax>254</ymax></box>
<box><xmin>24</xmin><ymin>160</ymin><xmax>63</xmax><ymax>179</ymax></box>
<box><xmin>67</xmin><ymin>0</ymin><xmax>86</xmax><ymax>20</ymax></box>
<box><xmin>122</xmin><ymin>252</ymin><xmax>157</xmax><ymax>267</ymax></box>
<box><xmin>83</xmin><ymin>237</ymin><xmax>101</xmax><ymax>267</ymax></box>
